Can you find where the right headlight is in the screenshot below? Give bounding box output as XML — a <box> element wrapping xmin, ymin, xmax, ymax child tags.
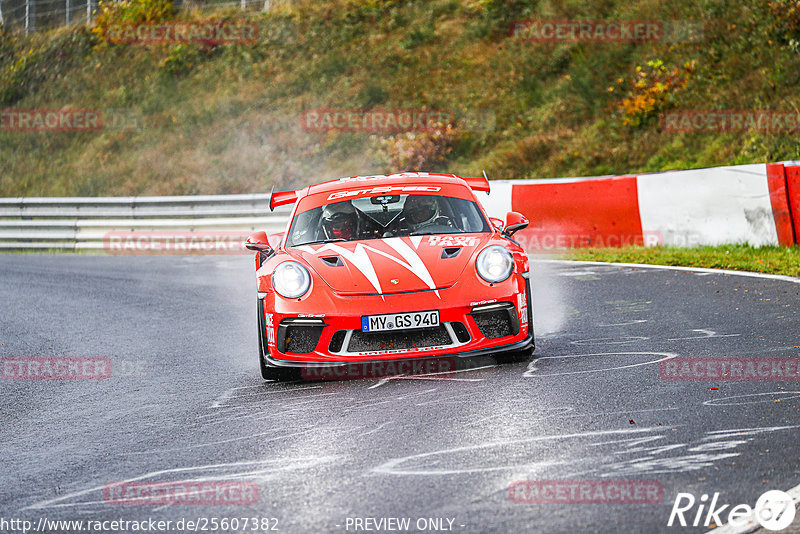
<box><xmin>272</xmin><ymin>261</ymin><xmax>311</xmax><ymax>299</ymax></box>
<box><xmin>476</xmin><ymin>245</ymin><xmax>514</xmax><ymax>283</ymax></box>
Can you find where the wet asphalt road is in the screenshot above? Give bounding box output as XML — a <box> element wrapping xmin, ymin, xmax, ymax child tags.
<box><xmin>1</xmin><ymin>254</ymin><xmax>799</xmax><ymax>534</ymax></box>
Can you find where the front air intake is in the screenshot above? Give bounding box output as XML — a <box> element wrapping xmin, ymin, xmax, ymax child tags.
<box><xmin>470</xmin><ymin>302</ymin><xmax>519</xmax><ymax>339</ymax></box>
<box><xmin>277</xmin><ymin>318</ymin><xmax>326</xmax><ymax>353</ymax></box>
<box><xmin>347</xmin><ymin>326</ymin><xmax>453</xmax><ymax>352</ymax></box>
<box><xmin>328</xmin><ymin>330</ymin><xmax>347</xmax><ymax>353</ymax></box>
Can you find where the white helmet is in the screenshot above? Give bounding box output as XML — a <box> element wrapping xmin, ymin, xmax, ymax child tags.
<box><xmin>321</xmin><ymin>201</ymin><xmax>357</xmax><ymax>240</ymax></box>
<box><xmin>403</xmin><ymin>195</ymin><xmax>439</xmax><ymax>230</ymax></box>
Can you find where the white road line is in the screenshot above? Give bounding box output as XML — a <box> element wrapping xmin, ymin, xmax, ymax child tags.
<box><xmin>373</xmin><ymin>427</ymin><xmax>667</xmax><ymax>476</ymax></box>
<box><xmin>667</xmin><ymin>329</ymin><xmax>741</xmax><ymax>341</ymax></box>
<box><xmin>524</xmin><ymin>352</ymin><xmax>676</xmax><ymax>378</ymax></box>
<box><xmin>703</xmin><ymin>392</ymin><xmax>800</xmax><ymax>407</ymax></box>
<box><xmin>126</xmin><ymin>427</ymin><xmax>316</xmax><ymax>456</ymax></box>
<box><xmin>210</xmin><ymin>385</ymin><xmax>323</xmax><ymax>408</ymax></box>
<box><xmin>367</xmin><ymin>364</ymin><xmax>497</xmax><ymax>389</ymax></box>
<box><xmin>390</xmin><ymin>376</ymin><xmax>484</xmax><ymax>382</ymax></box>
<box><xmin>556</xmin><ymin>270</ymin><xmax>599</xmax><ymax>277</ymax></box>
<box><xmin>359</xmin><ymin>422</ymin><xmax>391</xmax><ymax>437</ymax></box>
<box><xmin>559</xmin><ymin>407</ymin><xmax>679</xmax><ymax>419</ymax></box>
<box><xmin>22</xmin><ymin>457</ymin><xmax>337</xmax><ymax>510</ymax></box>
<box><xmin>598</xmin><ymin>319</ymin><xmax>649</xmax><ymax>327</ymax></box>
<box><xmin>570</xmin><ymin>336</ymin><xmax>649</xmax><ymax>345</ymax></box>
<box><xmin>535</xmin><ymin>259</ymin><xmax>800</xmax><ymax>284</ymax></box>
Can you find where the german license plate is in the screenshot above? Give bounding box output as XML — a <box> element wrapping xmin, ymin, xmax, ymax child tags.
<box><xmin>361</xmin><ymin>310</ymin><xmax>440</xmax><ymax>332</ymax></box>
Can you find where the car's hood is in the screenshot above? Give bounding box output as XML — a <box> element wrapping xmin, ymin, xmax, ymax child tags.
<box><xmin>287</xmin><ymin>234</ymin><xmax>491</xmax><ymax>295</ymax></box>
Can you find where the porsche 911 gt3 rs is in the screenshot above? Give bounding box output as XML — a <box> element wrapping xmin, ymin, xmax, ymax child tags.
<box><xmin>246</xmin><ymin>172</ymin><xmax>534</xmax><ymax>380</ymax></box>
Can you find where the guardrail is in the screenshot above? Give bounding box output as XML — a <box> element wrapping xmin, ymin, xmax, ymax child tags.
<box><xmin>0</xmin><ymin>193</ymin><xmax>290</xmax><ymax>251</ymax></box>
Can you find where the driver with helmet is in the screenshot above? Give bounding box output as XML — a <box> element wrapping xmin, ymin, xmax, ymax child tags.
<box><xmin>321</xmin><ymin>201</ymin><xmax>358</xmax><ymax>241</ymax></box>
<box><xmin>400</xmin><ymin>195</ymin><xmax>449</xmax><ymax>233</ymax></box>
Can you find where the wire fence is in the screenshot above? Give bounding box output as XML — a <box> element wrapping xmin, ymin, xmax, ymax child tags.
<box><xmin>0</xmin><ymin>0</ymin><xmax>273</xmax><ymax>34</ymax></box>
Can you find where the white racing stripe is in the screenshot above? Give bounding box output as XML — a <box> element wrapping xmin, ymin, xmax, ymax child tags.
<box><xmin>381</xmin><ymin>237</ymin><xmax>438</xmax><ymax>294</ymax></box>
<box><xmin>303</xmin><ymin>238</ymin><xmax>439</xmax><ymax>296</ymax></box>
<box><xmin>313</xmin><ymin>243</ymin><xmax>384</xmax><ymax>294</ymax></box>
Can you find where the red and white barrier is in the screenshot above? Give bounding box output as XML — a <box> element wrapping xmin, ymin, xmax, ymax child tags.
<box><xmin>477</xmin><ymin>162</ymin><xmax>800</xmax><ymax>249</ymax></box>
<box><xmin>639</xmin><ymin>164</ymin><xmax>778</xmax><ymax>247</ymax></box>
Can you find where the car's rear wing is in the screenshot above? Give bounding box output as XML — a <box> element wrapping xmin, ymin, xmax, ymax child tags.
<box><xmin>463</xmin><ymin>171</ymin><xmax>491</xmax><ymax>193</ymax></box>
<box><xmin>269</xmin><ymin>187</ymin><xmax>298</xmax><ymax>211</ymax></box>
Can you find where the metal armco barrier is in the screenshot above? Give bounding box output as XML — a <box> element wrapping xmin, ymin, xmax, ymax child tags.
<box><xmin>0</xmin><ymin>194</ymin><xmax>290</xmax><ymax>251</ymax></box>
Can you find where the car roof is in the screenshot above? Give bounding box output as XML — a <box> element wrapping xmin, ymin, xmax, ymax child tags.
<box><xmin>303</xmin><ymin>172</ymin><xmax>470</xmax><ymax>197</ymax></box>
<box><xmin>269</xmin><ymin>172</ymin><xmax>490</xmax><ymax>210</ymax></box>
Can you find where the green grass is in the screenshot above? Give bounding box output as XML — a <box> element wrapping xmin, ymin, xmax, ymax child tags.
<box><xmin>565</xmin><ymin>244</ymin><xmax>800</xmax><ymax>277</ymax></box>
<box><xmin>1</xmin><ymin>0</ymin><xmax>800</xmax><ymax>197</ymax></box>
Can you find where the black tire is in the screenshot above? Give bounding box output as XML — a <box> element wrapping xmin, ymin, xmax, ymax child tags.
<box><xmin>257</xmin><ymin>300</ymin><xmax>294</xmax><ymax>381</ymax></box>
<box><xmin>496</xmin><ymin>346</ymin><xmax>533</xmax><ymax>364</ymax></box>
<box><xmin>496</xmin><ymin>325</ymin><xmax>535</xmax><ymax>364</ymax></box>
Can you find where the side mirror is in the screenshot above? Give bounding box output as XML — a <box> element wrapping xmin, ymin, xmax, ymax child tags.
<box><xmin>245</xmin><ymin>231</ymin><xmax>273</xmax><ymax>253</ymax></box>
<box><xmin>268</xmin><ymin>232</ymin><xmax>284</xmax><ymax>250</ymax></box>
<box><xmin>503</xmin><ymin>211</ymin><xmax>529</xmax><ymax>237</ymax></box>
<box><xmin>488</xmin><ymin>217</ymin><xmax>505</xmax><ymax>232</ymax></box>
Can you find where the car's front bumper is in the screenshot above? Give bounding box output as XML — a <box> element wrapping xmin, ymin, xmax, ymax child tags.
<box><xmin>259</xmin><ymin>273</ymin><xmax>534</xmax><ymax>368</ymax></box>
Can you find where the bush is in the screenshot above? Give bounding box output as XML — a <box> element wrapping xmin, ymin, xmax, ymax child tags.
<box><xmin>613</xmin><ymin>59</ymin><xmax>695</xmax><ymax>128</ymax></box>
<box><xmin>0</xmin><ymin>29</ymin><xmax>93</xmax><ymax>105</ymax></box>
<box><xmin>0</xmin><ymin>48</ymin><xmax>40</xmax><ymax>105</ymax></box>
<box><xmin>160</xmin><ymin>44</ymin><xmax>200</xmax><ymax>75</ymax></box>
<box><xmin>378</xmin><ymin>122</ymin><xmax>459</xmax><ymax>170</ymax></box>
<box><xmin>400</xmin><ymin>20</ymin><xmax>435</xmax><ymax>49</ymax></box>
<box><xmin>467</xmin><ymin>0</ymin><xmax>538</xmax><ymax>40</ymax></box>
<box><xmin>92</xmin><ymin>0</ymin><xmax>177</xmax><ymax>44</ymax></box>
<box><xmin>768</xmin><ymin>0</ymin><xmax>800</xmax><ymax>51</ymax></box>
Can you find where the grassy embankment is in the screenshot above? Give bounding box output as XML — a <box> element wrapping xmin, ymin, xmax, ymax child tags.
<box><xmin>565</xmin><ymin>244</ymin><xmax>800</xmax><ymax>277</ymax></box>
<box><xmin>2</xmin><ymin>0</ymin><xmax>800</xmax><ymax>274</ymax></box>
<box><xmin>2</xmin><ymin>0</ymin><xmax>800</xmax><ymax>196</ymax></box>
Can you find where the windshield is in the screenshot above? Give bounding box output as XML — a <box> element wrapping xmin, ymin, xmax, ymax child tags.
<box><xmin>286</xmin><ymin>194</ymin><xmax>490</xmax><ymax>246</ymax></box>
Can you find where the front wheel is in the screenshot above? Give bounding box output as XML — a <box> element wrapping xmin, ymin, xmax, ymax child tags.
<box><xmin>496</xmin><ymin>346</ymin><xmax>533</xmax><ymax>364</ymax></box>
<box><xmin>496</xmin><ymin>326</ymin><xmax>535</xmax><ymax>364</ymax></box>
<box><xmin>257</xmin><ymin>300</ymin><xmax>295</xmax><ymax>381</ymax></box>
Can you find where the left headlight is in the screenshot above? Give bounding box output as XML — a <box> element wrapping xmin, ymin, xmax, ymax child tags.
<box><xmin>272</xmin><ymin>261</ymin><xmax>311</xmax><ymax>299</ymax></box>
<box><xmin>476</xmin><ymin>245</ymin><xmax>514</xmax><ymax>283</ymax></box>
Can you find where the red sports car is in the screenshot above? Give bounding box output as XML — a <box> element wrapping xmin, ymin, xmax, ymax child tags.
<box><xmin>245</xmin><ymin>172</ymin><xmax>534</xmax><ymax>380</ymax></box>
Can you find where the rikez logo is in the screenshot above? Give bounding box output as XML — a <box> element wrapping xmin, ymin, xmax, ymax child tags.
<box><xmin>668</xmin><ymin>490</ymin><xmax>796</xmax><ymax>531</ymax></box>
